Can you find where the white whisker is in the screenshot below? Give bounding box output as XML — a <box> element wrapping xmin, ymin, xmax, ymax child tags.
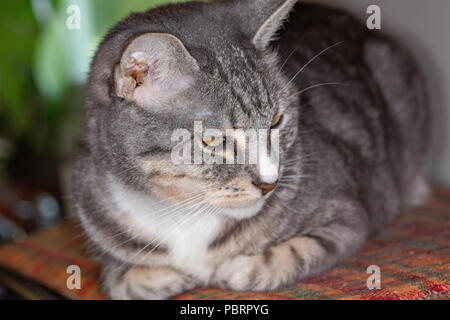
<box><xmin>288</xmin><ymin>82</ymin><xmax>348</xmax><ymax>99</ymax></box>
<box><xmin>109</xmin><ymin>195</ymin><xmax>208</xmax><ymax>250</ymax></box>
<box><xmin>136</xmin><ymin>202</ymin><xmax>214</xmax><ymax>263</ymax></box>
<box><xmin>278</xmin><ymin>48</ymin><xmax>297</xmax><ymax>73</ymax></box>
<box><xmin>282</xmin><ymin>41</ymin><xmax>344</xmax><ymax>92</ymax></box>
<box><xmin>121</xmin><ymin>200</ymin><xmax>209</xmax><ymax>268</ymax></box>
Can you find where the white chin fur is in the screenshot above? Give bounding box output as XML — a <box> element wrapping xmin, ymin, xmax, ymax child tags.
<box><xmin>218</xmin><ymin>198</ymin><xmax>266</xmax><ymax>220</ymax></box>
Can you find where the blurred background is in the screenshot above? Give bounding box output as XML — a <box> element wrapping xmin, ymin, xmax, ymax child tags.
<box><xmin>309</xmin><ymin>0</ymin><xmax>450</xmax><ymax>198</ymax></box>
<box><xmin>0</xmin><ymin>0</ymin><xmax>449</xmax><ymax>246</ymax></box>
<box><xmin>0</xmin><ymin>0</ymin><xmax>184</xmax><ymax>247</ymax></box>
<box><xmin>0</xmin><ymin>0</ymin><xmax>449</xmax><ymax>300</ymax></box>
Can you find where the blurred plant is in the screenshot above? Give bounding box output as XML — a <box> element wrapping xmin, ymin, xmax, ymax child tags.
<box><xmin>0</xmin><ymin>0</ymin><xmax>184</xmax><ymax>183</ymax></box>
<box><xmin>0</xmin><ymin>1</ymin><xmax>38</xmax><ymax>135</ymax></box>
<box><xmin>0</xmin><ymin>1</ymin><xmax>186</xmax><ymax>240</ymax></box>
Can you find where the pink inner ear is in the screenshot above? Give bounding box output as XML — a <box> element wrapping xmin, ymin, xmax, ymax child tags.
<box><xmin>114</xmin><ymin>65</ymin><xmax>136</xmax><ymax>100</ymax></box>
<box><xmin>115</xmin><ymin>54</ymin><xmax>194</xmax><ymax>104</ymax></box>
<box><xmin>114</xmin><ymin>48</ymin><xmax>196</xmax><ymax>108</ymax></box>
<box><xmin>125</xmin><ymin>52</ymin><xmax>160</xmax><ymax>86</ymax></box>
<box><xmin>114</xmin><ymin>33</ymin><xmax>199</xmax><ymax>106</ymax></box>
<box><xmin>114</xmin><ymin>51</ymin><xmax>158</xmax><ymax>100</ymax></box>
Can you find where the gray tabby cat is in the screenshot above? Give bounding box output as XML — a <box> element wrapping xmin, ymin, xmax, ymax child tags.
<box><xmin>72</xmin><ymin>0</ymin><xmax>430</xmax><ymax>299</ymax></box>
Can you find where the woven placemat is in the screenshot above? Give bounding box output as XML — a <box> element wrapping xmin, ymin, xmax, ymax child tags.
<box><xmin>0</xmin><ymin>187</ymin><xmax>448</xmax><ymax>300</ymax></box>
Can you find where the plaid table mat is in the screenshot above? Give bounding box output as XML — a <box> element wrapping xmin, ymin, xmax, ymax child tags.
<box><xmin>0</xmin><ymin>187</ymin><xmax>448</xmax><ymax>300</ymax></box>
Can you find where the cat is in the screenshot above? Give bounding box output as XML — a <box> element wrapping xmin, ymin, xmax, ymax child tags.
<box><xmin>71</xmin><ymin>0</ymin><xmax>430</xmax><ymax>299</ymax></box>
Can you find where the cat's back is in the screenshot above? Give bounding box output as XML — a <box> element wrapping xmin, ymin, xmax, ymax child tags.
<box><xmin>277</xmin><ymin>3</ymin><xmax>430</xmax><ymax>222</ymax></box>
<box><xmin>277</xmin><ymin>2</ymin><xmax>428</xmax><ymax>138</ymax></box>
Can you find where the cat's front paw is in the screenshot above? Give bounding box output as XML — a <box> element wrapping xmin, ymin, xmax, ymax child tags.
<box><xmin>104</xmin><ymin>266</ymin><xmax>196</xmax><ymax>300</ymax></box>
<box><xmin>212</xmin><ymin>255</ymin><xmax>261</xmax><ymax>291</ymax></box>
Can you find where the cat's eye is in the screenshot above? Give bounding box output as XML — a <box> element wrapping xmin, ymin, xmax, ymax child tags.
<box><xmin>202</xmin><ymin>136</ymin><xmax>219</xmax><ymax>147</ymax></box>
<box><xmin>271</xmin><ymin>114</ymin><xmax>283</xmax><ymax>128</ymax></box>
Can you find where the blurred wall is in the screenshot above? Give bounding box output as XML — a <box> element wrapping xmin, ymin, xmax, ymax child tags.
<box><xmin>304</xmin><ymin>0</ymin><xmax>450</xmax><ymax>187</ymax></box>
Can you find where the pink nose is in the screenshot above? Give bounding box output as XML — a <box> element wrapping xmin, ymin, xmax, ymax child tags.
<box><xmin>253</xmin><ymin>181</ymin><xmax>278</xmax><ymax>195</ymax></box>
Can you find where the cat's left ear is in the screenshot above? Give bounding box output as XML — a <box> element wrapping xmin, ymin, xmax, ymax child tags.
<box><xmin>237</xmin><ymin>0</ymin><xmax>297</xmax><ymax>50</ymax></box>
<box><xmin>114</xmin><ymin>33</ymin><xmax>199</xmax><ymax>108</ymax></box>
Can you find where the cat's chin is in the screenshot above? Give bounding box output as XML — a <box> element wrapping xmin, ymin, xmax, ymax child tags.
<box><xmin>217</xmin><ymin>198</ymin><xmax>266</xmax><ymax>220</ymax></box>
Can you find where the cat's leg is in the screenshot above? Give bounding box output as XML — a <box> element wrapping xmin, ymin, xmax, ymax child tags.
<box><xmin>211</xmin><ymin>217</ymin><xmax>368</xmax><ymax>291</ymax></box>
<box><xmin>103</xmin><ymin>265</ymin><xmax>197</xmax><ymax>300</ymax></box>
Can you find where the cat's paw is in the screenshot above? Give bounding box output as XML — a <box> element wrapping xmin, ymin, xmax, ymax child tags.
<box><xmin>105</xmin><ymin>266</ymin><xmax>196</xmax><ymax>300</ymax></box>
<box><xmin>212</xmin><ymin>255</ymin><xmax>261</xmax><ymax>291</ymax></box>
<box><xmin>108</xmin><ymin>277</ymin><xmax>170</xmax><ymax>300</ymax></box>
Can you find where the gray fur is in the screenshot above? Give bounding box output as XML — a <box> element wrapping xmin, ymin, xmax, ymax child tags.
<box><xmin>71</xmin><ymin>0</ymin><xmax>430</xmax><ymax>299</ymax></box>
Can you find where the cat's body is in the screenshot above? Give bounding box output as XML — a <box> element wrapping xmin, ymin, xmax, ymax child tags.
<box><xmin>72</xmin><ymin>0</ymin><xmax>430</xmax><ymax>299</ymax></box>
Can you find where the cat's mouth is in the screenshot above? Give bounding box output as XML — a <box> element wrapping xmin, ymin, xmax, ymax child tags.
<box><xmin>216</xmin><ymin>198</ymin><xmax>266</xmax><ymax>220</ymax></box>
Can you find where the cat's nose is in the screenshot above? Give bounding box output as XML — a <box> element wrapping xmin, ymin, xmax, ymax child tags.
<box><xmin>252</xmin><ymin>180</ymin><xmax>278</xmax><ymax>195</ymax></box>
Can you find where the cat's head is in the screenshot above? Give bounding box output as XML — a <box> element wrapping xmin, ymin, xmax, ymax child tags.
<box><xmin>86</xmin><ymin>0</ymin><xmax>300</xmax><ymax>219</ymax></box>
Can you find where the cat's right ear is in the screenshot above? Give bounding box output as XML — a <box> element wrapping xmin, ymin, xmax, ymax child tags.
<box><xmin>114</xmin><ymin>33</ymin><xmax>199</xmax><ymax>108</ymax></box>
<box><xmin>233</xmin><ymin>0</ymin><xmax>297</xmax><ymax>50</ymax></box>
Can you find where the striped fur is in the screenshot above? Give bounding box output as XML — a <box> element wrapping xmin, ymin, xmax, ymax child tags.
<box><xmin>71</xmin><ymin>1</ymin><xmax>430</xmax><ymax>299</ymax></box>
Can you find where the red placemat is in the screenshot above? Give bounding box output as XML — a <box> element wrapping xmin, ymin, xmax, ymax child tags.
<box><xmin>0</xmin><ymin>187</ymin><xmax>448</xmax><ymax>300</ymax></box>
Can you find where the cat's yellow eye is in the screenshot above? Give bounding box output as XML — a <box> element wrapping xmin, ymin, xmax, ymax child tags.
<box><xmin>202</xmin><ymin>136</ymin><xmax>218</xmax><ymax>147</ymax></box>
<box><xmin>271</xmin><ymin>114</ymin><xmax>282</xmax><ymax>128</ymax></box>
